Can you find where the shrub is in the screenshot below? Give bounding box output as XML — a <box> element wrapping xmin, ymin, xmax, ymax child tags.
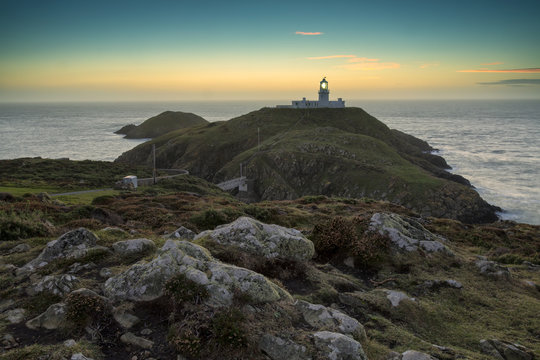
<box><xmin>164</xmin><ymin>273</ymin><xmax>209</xmax><ymax>306</ymax></box>
<box><xmin>190</xmin><ymin>209</ymin><xmax>229</xmax><ymax>230</ymax></box>
<box><xmin>311</xmin><ymin>216</ymin><xmax>357</xmax><ymax>256</ymax></box>
<box><xmin>65</xmin><ymin>291</ymin><xmax>110</xmax><ymax>330</ymax></box>
<box><xmin>211</xmin><ymin>308</ymin><xmax>247</xmax><ymax>348</ymax></box>
<box><xmin>0</xmin><ymin>210</ymin><xmax>52</xmax><ymax>240</ymax></box>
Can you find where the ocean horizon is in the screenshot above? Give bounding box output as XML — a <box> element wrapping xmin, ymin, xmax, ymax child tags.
<box><xmin>0</xmin><ymin>99</ymin><xmax>538</xmax><ymax>225</ymax></box>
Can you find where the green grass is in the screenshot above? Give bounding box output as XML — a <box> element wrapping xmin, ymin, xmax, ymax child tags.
<box><xmin>54</xmin><ymin>189</ymin><xmax>122</xmax><ymax>205</ymax></box>
<box><xmin>0</xmin><ymin>186</ymin><xmax>62</xmax><ymax>196</ymax></box>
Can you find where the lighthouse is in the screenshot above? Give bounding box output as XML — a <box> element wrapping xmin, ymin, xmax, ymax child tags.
<box><xmin>277</xmin><ymin>77</ymin><xmax>345</xmax><ymax>108</ymax></box>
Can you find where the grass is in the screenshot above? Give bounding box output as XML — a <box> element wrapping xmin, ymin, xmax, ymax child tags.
<box><xmin>53</xmin><ymin>189</ymin><xmax>122</xmax><ymax>205</ymax></box>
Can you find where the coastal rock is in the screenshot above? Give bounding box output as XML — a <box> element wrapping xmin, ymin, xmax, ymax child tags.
<box><xmin>480</xmin><ymin>339</ymin><xmax>534</xmax><ymax>360</ymax></box>
<box><xmin>475</xmin><ymin>260</ymin><xmax>511</xmax><ymax>279</ymax></box>
<box><xmin>26</xmin><ymin>274</ymin><xmax>79</xmax><ymax>296</ymax></box>
<box><xmin>112</xmin><ymin>238</ymin><xmax>156</xmax><ymax>256</ymax></box>
<box><xmin>194</xmin><ymin>217</ymin><xmax>315</xmax><ymax>261</ymax></box>
<box><xmin>296</xmin><ymin>300</ymin><xmax>366</xmax><ymax>341</ymax></box>
<box><xmin>117</xmin><ymin>111</ymin><xmax>208</xmax><ymax>139</ymax></box>
<box><xmin>165</xmin><ymin>225</ymin><xmax>196</xmax><ymax>240</ymax></box>
<box><xmin>369</xmin><ymin>213</ymin><xmax>451</xmax><ymax>254</ymax></box>
<box><xmin>120</xmin><ymin>332</ymin><xmax>154</xmax><ymax>349</ymax></box>
<box><xmin>26</xmin><ymin>303</ymin><xmax>67</xmax><ymax>330</ymax></box>
<box><xmin>104</xmin><ymin>240</ymin><xmax>289</xmax><ymax>306</ymax></box>
<box><xmin>115</xmin><ymin>124</ymin><xmax>136</xmax><ymax>135</ymax></box>
<box><xmin>18</xmin><ymin>228</ymin><xmax>99</xmax><ymax>275</ymax></box>
<box><xmin>313</xmin><ymin>331</ymin><xmax>367</xmax><ymax>360</ymax></box>
<box><xmin>259</xmin><ymin>334</ymin><xmax>309</xmax><ymax>360</ymax></box>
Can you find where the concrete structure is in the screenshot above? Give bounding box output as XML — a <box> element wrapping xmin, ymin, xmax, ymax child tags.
<box><xmin>122</xmin><ymin>175</ymin><xmax>138</xmax><ymax>189</ymax></box>
<box><xmin>277</xmin><ymin>77</ymin><xmax>345</xmax><ymax>108</ymax></box>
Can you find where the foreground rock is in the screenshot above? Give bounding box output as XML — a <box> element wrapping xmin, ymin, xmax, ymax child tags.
<box><xmin>26</xmin><ymin>303</ymin><xmax>67</xmax><ymax>330</ymax></box>
<box><xmin>369</xmin><ymin>213</ymin><xmax>451</xmax><ymax>254</ymax></box>
<box><xmin>313</xmin><ymin>331</ymin><xmax>367</xmax><ymax>360</ymax></box>
<box><xmin>112</xmin><ymin>238</ymin><xmax>156</xmax><ymax>256</ymax></box>
<box><xmin>195</xmin><ymin>216</ymin><xmax>315</xmax><ymax>261</ymax></box>
<box><xmin>26</xmin><ymin>274</ymin><xmax>79</xmax><ymax>296</ymax></box>
<box><xmin>17</xmin><ymin>228</ymin><xmax>101</xmax><ymax>275</ymax></box>
<box><xmin>104</xmin><ymin>240</ymin><xmax>290</xmax><ymax>306</ymax></box>
<box><xmin>480</xmin><ymin>339</ymin><xmax>534</xmax><ymax>360</ymax></box>
<box><xmin>475</xmin><ymin>259</ymin><xmax>511</xmax><ymax>279</ymax></box>
<box><xmin>259</xmin><ymin>334</ymin><xmax>308</xmax><ymax>360</ymax></box>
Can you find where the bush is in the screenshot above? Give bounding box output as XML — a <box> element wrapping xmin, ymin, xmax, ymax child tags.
<box><xmin>211</xmin><ymin>308</ymin><xmax>247</xmax><ymax>348</ymax></box>
<box><xmin>190</xmin><ymin>209</ymin><xmax>229</xmax><ymax>230</ymax></box>
<box><xmin>311</xmin><ymin>216</ymin><xmax>357</xmax><ymax>256</ymax></box>
<box><xmin>164</xmin><ymin>273</ymin><xmax>209</xmax><ymax>306</ymax></box>
<box><xmin>65</xmin><ymin>291</ymin><xmax>110</xmax><ymax>330</ymax></box>
<box><xmin>0</xmin><ymin>210</ymin><xmax>52</xmax><ymax>240</ymax></box>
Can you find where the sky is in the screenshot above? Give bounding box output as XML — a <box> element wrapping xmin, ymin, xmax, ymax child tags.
<box><xmin>1</xmin><ymin>0</ymin><xmax>539</xmax><ymax>101</ymax></box>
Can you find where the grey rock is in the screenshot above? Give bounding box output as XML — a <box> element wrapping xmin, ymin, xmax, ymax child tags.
<box><xmin>402</xmin><ymin>350</ymin><xmax>434</xmax><ymax>360</ymax></box>
<box><xmin>113</xmin><ymin>308</ymin><xmax>140</xmax><ymax>329</ymax></box>
<box><xmin>140</xmin><ymin>328</ymin><xmax>153</xmax><ymax>335</ymax></box>
<box><xmin>63</xmin><ymin>339</ymin><xmax>77</xmax><ymax>347</ymax></box>
<box><xmin>100</xmin><ymin>268</ymin><xmax>113</xmax><ymax>278</ymax></box>
<box><xmin>120</xmin><ymin>332</ymin><xmax>154</xmax><ymax>349</ymax></box>
<box><xmin>71</xmin><ymin>354</ymin><xmax>94</xmax><ymax>360</ymax></box>
<box><xmin>68</xmin><ymin>262</ymin><xmax>96</xmax><ymax>274</ymax></box>
<box><xmin>480</xmin><ymin>339</ymin><xmax>534</xmax><ymax>360</ymax></box>
<box><xmin>313</xmin><ymin>331</ymin><xmax>367</xmax><ymax>360</ymax></box>
<box><xmin>104</xmin><ymin>240</ymin><xmax>289</xmax><ymax>306</ymax></box>
<box><xmin>165</xmin><ymin>225</ymin><xmax>196</xmax><ymax>240</ymax></box>
<box><xmin>112</xmin><ymin>238</ymin><xmax>156</xmax><ymax>256</ymax></box>
<box><xmin>416</xmin><ymin>279</ymin><xmax>463</xmax><ymax>294</ymax></box>
<box><xmin>475</xmin><ymin>260</ymin><xmax>511</xmax><ymax>279</ymax></box>
<box><xmin>4</xmin><ymin>308</ymin><xmax>26</xmax><ymax>324</ymax></box>
<box><xmin>296</xmin><ymin>300</ymin><xmax>366</xmax><ymax>341</ymax></box>
<box><xmin>194</xmin><ymin>216</ymin><xmax>314</xmax><ymax>261</ymax></box>
<box><xmin>2</xmin><ymin>333</ymin><xmax>18</xmax><ymax>349</ymax></box>
<box><xmin>369</xmin><ymin>213</ymin><xmax>451</xmax><ymax>254</ymax></box>
<box><xmin>0</xmin><ymin>299</ymin><xmax>15</xmax><ymax>312</ymax></box>
<box><xmin>26</xmin><ymin>303</ymin><xmax>67</xmax><ymax>330</ymax></box>
<box><xmin>386</xmin><ymin>351</ymin><xmax>402</xmax><ymax>360</ymax></box>
<box><xmin>8</xmin><ymin>243</ymin><xmax>31</xmax><ymax>254</ymax></box>
<box><xmin>18</xmin><ymin>228</ymin><xmax>99</xmax><ymax>275</ymax></box>
<box><xmin>385</xmin><ymin>290</ymin><xmax>415</xmax><ymax>307</ymax></box>
<box><xmin>26</xmin><ymin>274</ymin><xmax>79</xmax><ymax>296</ymax></box>
<box><xmin>259</xmin><ymin>334</ymin><xmax>308</xmax><ymax>360</ymax></box>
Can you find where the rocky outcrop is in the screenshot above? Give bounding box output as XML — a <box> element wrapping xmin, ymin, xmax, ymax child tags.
<box><xmin>104</xmin><ymin>240</ymin><xmax>290</xmax><ymax>306</ymax></box>
<box><xmin>26</xmin><ymin>274</ymin><xmax>79</xmax><ymax>296</ymax></box>
<box><xmin>26</xmin><ymin>303</ymin><xmax>67</xmax><ymax>330</ymax></box>
<box><xmin>313</xmin><ymin>331</ymin><xmax>367</xmax><ymax>360</ymax></box>
<box><xmin>259</xmin><ymin>334</ymin><xmax>309</xmax><ymax>360</ymax></box>
<box><xmin>112</xmin><ymin>238</ymin><xmax>156</xmax><ymax>256</ymax></box>
<box><xmin>164</xmin><ymin>225</ymin><xmax>196</xmax><ymax>240</ymax></box>
<box><xmin>17</xmin><ymin>228</ymin><xmax>101</xmax><ymax>275</ymax></box>
<box><xmin>195</xmin><ymin>217</ymin><xmax>315</xmax><ymax>261</ymax></box>
<box><xmin>115</xmin><ymin>111</ymin><xmax>208</xmax><ymax>139</ymax></box>
<box><xmin>480</xmin><ymin>339</ymin><xmax>535</xmax><ymax>360</ymax></box>
<box><xmin>475</xmin><ymin>259</ymin><xmax>511</xmax><ymax>279</ymax></box>
<box><xmin>369</xmin><ymin>213</ymin><xmax>451</xmax><ymax>254</ymax></box>
<box><xmin>296</xmin><ymin>300</ymin><xmax>366</xmax><ymax>341</ymax></box>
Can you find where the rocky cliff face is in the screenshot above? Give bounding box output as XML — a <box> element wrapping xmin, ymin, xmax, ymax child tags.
<box><xmin>115</xmin><ymin>107</ymin><xmax>499</xmax><ymax>223</ymax></box>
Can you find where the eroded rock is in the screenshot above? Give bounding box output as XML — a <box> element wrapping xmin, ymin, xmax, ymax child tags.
<box><xmin>313</xmin><ymin>331</ymin><xmax>367</xmax><ymax>360</ymax></box>
<box><xmin>104</xmin><ymin>240</ymin><xmax>290</xmax><ymax>306</ymax></box>
<box><xmin>112</xmin><ymin>238</ymin><xmax>155</xmax><ymax>256</ymax></box>
<box><xmin>26</xmin><ymin>303</ymin><xmax>67</xmax><ymax>330</ymax></box>
<box><xmin>26</xmin><ymin>274</ymin><xmax>79</xmax><ymax>296</ymax></box>
<box><xmin>195</xmin><ymin>217</ymin><xmax>314</xmax><ymax>261</ymax></box>
<box><xmin>165</xmin><ymin>226</ymin><xmax>196</xmax><ymax>240</ymax></box>
<box><xmin>259</xmin><ymin>334</ymin><xmax>308</xmax><ymax>360</ymax></box>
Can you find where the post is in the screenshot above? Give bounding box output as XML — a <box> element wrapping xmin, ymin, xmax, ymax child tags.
<box><xmin>152</xmin><ymin>144</ymin><xmax>156</xmax><ymax>185</ymax></box>
<box><xmin>258</xmin><ymin>127</ymin><xmax>260</xmax><ymax>152</ymax></box>
<box><xmin>240</xmin><ymin>163</ymin><xmax>243</xmax><ymax>177</ymax></box>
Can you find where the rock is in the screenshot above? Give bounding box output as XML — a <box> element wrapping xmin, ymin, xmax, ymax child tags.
<box><xmin>480</xmin><ymin>339</ymin><xmax>534</xmax><ymax>360</ymax></box>
<box><xmin>369</xmin><ymin>213</ymin><xmax>451</xmax><ymax>254</ymax></box>
<box><xmin>475</xmin><ymin>260</ymin><xmax>511</xmax><ymax>279</ymax></box>
<box><xmin>120</xmin><ymin>332</ymin><xmax>154</xmax><ymax>349</ymax></box>
<box><xmin>91</xmin><ymin>208</ymin><xmax>124</xmax><ymax>226</ymax></box>
<box><xmin>115</xmin><ymin>123</ymin><xmax>136</xmax><ymax>135</ymax></box>
<box><xmin>8</xmin><ymin>243</ymin><xmax>31</xmax><ymax>254</ymax></box>
<box><xmin>26</xmin><ymin>303</ymin><xmax>67</xmax><ymax>330</ymax></box>
<box><xmin>296</xmin><ymin>300</ymin><xmax>366</xmax><ymax>341</ymax></box>
<box><xmin>26</xmin><ymin>274</ymin><xmax>79</xmax><ymax>296</ymax></box>
<box><xmin>4</xmin><ymin>308</ymin><xmax>25</xmax><ymax>324</ymax></box>
<box><xmin>113</xmin><ymin>307</ymin><xmax>140</xmax><ymax>329</ymax></box>
<box><xmin>71</xmin><ymin>354</ymin><xmax>94</xmax><ymax>360</ymax></box>
<box><xmin>100</xmin><ymin>268</ymin><xmax>113</xmax><ymax>278</ymax></box>
<box><xmin>63</xmin><ymin>339</ymin><xmax>77</xmax><ymax>347</ymax></box>
<box><xmin>104</xmin><ymin>240</ymin><xmax>289</xmax><ymax>306</ymax></box>
<box><xmin>68</xmin><ymin>262</ymin><xmax>96</xmax><ymax>274</ymax></box>
<box><xmin>386</xmin><ymin>351</ymin><xmax>402</xmax><ymax>360</ymax></box>
<box><xmin>165</xmin><ymin>225</ymin><xmax>196</xmax><ymax>240</ymax></box>
<box><xmin>2</xmin><ymin>333</ymin><xmax>18</xmax><ymax>349</ymax></box>
<box><xmin>112</xmin><ymin>238</ymin><xmax>156</xmax><ymax>256</ymax></box>
<box><xmin>102</xmin><ymin>226</ymin><xmax>128</xmax><ymax>235</ymax></box>
<box><xmin>18</xmin><ymin>228</ymin><xmax>99</xmax><ymax>275</ymax></box>
<box><xmin>194</xmin><ymin>217</ymin><xmax>314</xmax><ymax>261</ymax></box>
<box><xmin>313</xmin><ymin>331</ymin><xmax>367</xmax><ymax>360</ymax></box>
<box><xmin>415</xmin><ymin>279</ymin><xmax>463</xmax><ymax>294</ymax></box>
<box><xmin>384</xmin><ymin>290</ymin><xmax>415</xmax><ymax>307</ymax></box>
<box><xmin>0</xmin><ymin>299</ymin><xmax>15</xmax><ymax>312</ymax></box>
<box><xmin>259</xmin><ymin>334</ymin><xmax>308</xmax><ymax>360</ymax></box>
<box><xmin>140</xmin><ymin>328</ymin><xmax>153</xmax><ymax>335</ymax></box>
<box><xmin>401</xmin><ymin>350</ymin><xmax>434</xmax><ymax>360</ymax></box>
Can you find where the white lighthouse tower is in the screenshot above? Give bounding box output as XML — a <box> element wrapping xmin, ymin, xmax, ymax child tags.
<box><xmin>277</xmin><ymin>77</ymin><xmax>345</xmax><ymax>108</ymax></box>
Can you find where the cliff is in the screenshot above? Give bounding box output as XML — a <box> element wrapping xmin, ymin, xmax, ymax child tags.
<box><xmin>116</xmin><ymin>107</ymin><xmax>498</xmax><ymax>223</ymax></box>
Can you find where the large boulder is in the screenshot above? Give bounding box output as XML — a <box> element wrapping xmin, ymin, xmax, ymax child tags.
<box><xmin>26</xmin><ymin>274</ymin><xmax>79</xmax><ymax>296</ymax></box>
<box><xmin>313</xmin><ymin>331</ymin><xmax>367</xmax><ymax>360</ymax></box>
<box><xmin>296</xmin><ymin>300</ymin><xmax>366</xmax><ymax>341</ymax></box>
<box><xmin>104</xmin><ymin>240</ymin><xmax>290</xmax><ymax>306</ymax></box>
<box><xmin>26</xmin><ymin>303</ymin><xmax>67</xmax><ymax>330</ymax></box>
<box><xmin>112</xmin><ymin>238</ymin><xmax>155</xmax><ymax>257</ymax></box>
<box><xmin>17</xmin><ymin>228</ymin><xmax>100</xmax><ymax>275</ymax></box>
<box><xmin>369</xmin><ymin>213</ymin><xmax>451</xmax><ymax>254</ymax></box>
<box><xmin>259</xmin><ymin>334</ymin><xmax>309</xmax><ymax>360</ymax></box>
<box><xmin>164</xmin><ymin>225</ymin><xmax>196</xmax><ymax>240</ymax></box>
<box><xmin>195</xmin><ymin>217</ymin><xmax>314</xmax><ymax>261</ymax></box>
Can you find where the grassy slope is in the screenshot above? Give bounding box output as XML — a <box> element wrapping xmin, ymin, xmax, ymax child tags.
<box><xmin>123</xmin><ymin>111</ymin><xmax>208</xmax><ymax>139</ymax></box>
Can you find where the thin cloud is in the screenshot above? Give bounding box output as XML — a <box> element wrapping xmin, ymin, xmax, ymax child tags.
<box><xmin>481</xmin><ymin>62</ymin><xmax>504</xmax><ymax>65</ymax></box>
<box><xmin>307</xmin><ymin>55</ymin><xmax>356</xmax><ymax>60</ymax></box>
<box><xmin>458</xmin><ymin>68</ymin><xmax>540</xmax><ymax>73</ymax></box>
<box><xmin>348</xmin><ymin>57</ymin><xmax>379</xmax><ymax>62</ymax></box>
<box><xmin>420</xmin><ymin>62</ymin><xmax>439</xmax><ymax>69</ymax></box>
<box><xmin>296</xmin><ymin>31</ymin><xmax>323</xmax><ymax>35</ymax></box>
<box><xmin>478</xmin><ymin>79</ymin><xmax>540</xmax><ymax>85</ymax></box>
<box><xmin>339</xmin><ymin>62</ymin><xmax>400</xmax><ymax>71</ymax></box>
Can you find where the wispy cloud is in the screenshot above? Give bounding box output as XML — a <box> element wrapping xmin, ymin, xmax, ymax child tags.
<box><xmin>478</xmin><ymin>79</ymin><xmax>540</xmax><ymax>86</ymax></box>
<box><xmin>296</xmin><ymin>31</ymin><xmax>323</xmax><ymax>35</ymax></box>
<box><xmin>481</xmin><ymin>62</ymin><xmax>504</xmax><ymax>65</ymax></box>
<box><xmin>339</xmin><ymin>62</ymin><xmax>400</xmax><ymax>71</ymax></box>
<box><xmin>307</xmin><ymin>55</ymin><xmax>356</xmax><ymax>60</ymax></box>
<box><xmin>420</xmin><ymin>62</ymin><xmax>439</xmax><ymax>69</ymax></box>
<box><xmin>458</xmin><ymin>68</ymin><xmax>540</xmax><ymax>73</ymax></box>
<box><xmin>348</xmin><ymin>57</ymin><xmax>379</xmax><ymax>63</ymax></box>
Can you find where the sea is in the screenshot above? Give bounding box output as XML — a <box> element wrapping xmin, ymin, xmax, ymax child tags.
<box><xmin>0</xmin><ymin>100</ymin><xmax>538</xmax><ymax>225</ymax></box>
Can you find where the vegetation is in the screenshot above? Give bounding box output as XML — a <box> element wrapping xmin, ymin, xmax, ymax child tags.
<box><xmin>118</xmin><ymin>110</ymin><xmax>208</xmax><ymax>139</ymax></box>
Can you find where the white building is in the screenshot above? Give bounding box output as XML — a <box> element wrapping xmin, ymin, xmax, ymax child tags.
<box><xmin>277</xmin><ymin>77</ymin><xmax>345</xmax><ymax>108</ymax></box>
